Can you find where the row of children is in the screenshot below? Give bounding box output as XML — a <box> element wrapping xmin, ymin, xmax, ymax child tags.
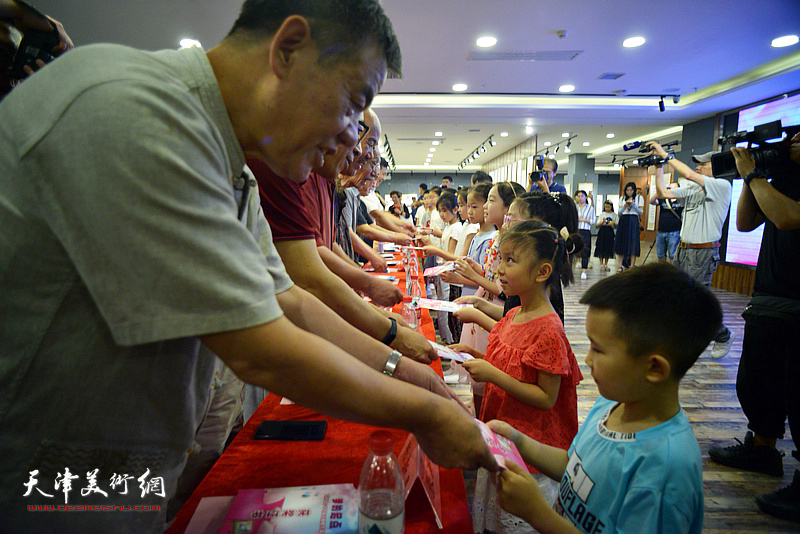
<box><xmin>412</xmin><ymin>181</ymin><xmax>723</xmax><ymax>533</ymax></box>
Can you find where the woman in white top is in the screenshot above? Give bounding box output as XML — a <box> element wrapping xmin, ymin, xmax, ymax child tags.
<box><xmin>613</xmin><ymin>181</ymin><xmax>644</xmax><ymax>271</ymax></box>
<box><xmin>575</xmin><ymin>190</ymin><xmax>595</xmax><ymax>280</ymax></box>
<box><xmin>594</xmin><ymin>200</ymin><xmax>618</xmax><ymax>270</ymax></box>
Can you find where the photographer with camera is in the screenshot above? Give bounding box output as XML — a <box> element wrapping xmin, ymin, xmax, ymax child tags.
<box><xmin>527</xmin><ymin>156</ymin><xmax>566</xmax><ymax>193</ymax></box>
<box><xmin>708</xmin><ymin>133</ymin><xmax>800</xmax><ymax>523</ymax></box>
<box><xmin>649</xmin><ymin>141</ymin><xmax>735</xmax><ymax>358</ymax></box>
<box><xmin>1</xmin><ymin>0</ymin><xmax>72</xmax><ymax>100</ymax></box>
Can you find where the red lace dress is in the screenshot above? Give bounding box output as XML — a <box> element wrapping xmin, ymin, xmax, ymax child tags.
<box><xmin>473</xmin><ymin>309</ymin><xmax>583</xmax><ymax>533</ymax></box>
<box><xmin>480</xmin><ymin>308</ymin><xmax>583</xmax><ymax>458</ymax></box>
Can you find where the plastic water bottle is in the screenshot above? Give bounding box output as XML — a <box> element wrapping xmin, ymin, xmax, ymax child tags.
<box><xmin>403</xmin><ymin>302</ymin><xmax>418</xmax><ymax>331</ymax></box>
<box><xmin>411</xmin><ymin>279</ymin><xmax>421</xmax><ymax>299</ymax></box>
<box><xmin>358</xmin><ymin>430</ymin><xmax>405</xmax><ymax>534</ymax></box>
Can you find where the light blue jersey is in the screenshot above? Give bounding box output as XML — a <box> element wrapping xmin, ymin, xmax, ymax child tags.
<box><xmin>555</xmin><ymin>397</ymin><xmax>703</xmax><ymax>533</ymax></box>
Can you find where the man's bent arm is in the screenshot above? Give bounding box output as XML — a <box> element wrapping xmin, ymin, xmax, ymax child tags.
<box><xmin>747</xmin><ymin>179</ymin><xmax>800</xmax><ymax>231</ymax></box>
<box><xmin>275</xmin><ymin>285</ymin><xmax>460</xmax><ymax>402</ymax></box>
<box><xmin>275</xmin><ymin>239</ymin><xmax>393</xmax><ymax>340</ymax></box>
<box><xmin>201</xmin><ymin>319</ymin><xmax>496</xmax><ymax>471</ymax></box>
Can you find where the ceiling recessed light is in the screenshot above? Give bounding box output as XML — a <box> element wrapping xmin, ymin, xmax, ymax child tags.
<box><xmin>582</xmin><ymin>141</ymin><xmax>591</xmax><ymax>147</ymax></box>
<box><xmin>179</xmin><ymin>38</ymin><xmax>202</xmax><ymax>49</ymax></box>
<box><xmin>452</xmin><ymin>83</ymin><xmax>468</xmax><ymax>92</ymax></box>
<box><xmin>424</xmin><ymin>162</ymin><xmax>430</xmax><ymax>166</ymax></box>
<box><xmin>476</xmin><ymin>36</ymin><xmax>497</xmax><ymax>48</ymax></box>
<box><xmin>434</xmin><ymin>131</ymin><xmax>443</xmax><ymax>137</ymax></box>
<box><xmin>525</xmin><ymin>125</ymin><xmax>534</xmax><ymax>135</ymax></box>
<box><xmin>432</xmin><ymin>141</ymin><xmax>440</xmax><ymax>145</ymax></box>
<box><xmin>561</xmin><ymin>132</ymin><xmax>570</xmax><ymax>138</ymax></box>
<box><xmin>772</xmin><ymin>35</ymin><xmax>799</xmax><ymax>48</ymax></box>
<box><xmin>622</xmin><ymin>36</ymin><xmax>646</xmax><ymax>48</ymax></box>
<box><xmin>544</xmin><ymin>141</ymin><xmax>552</xmax><ymax>147</ymax></box>
<box><xmin>500</xmin><ymin>132</ymin><xmax>509</xmax><ymax>137</ymax></box>
<box><xmin>606</xmin><ymin>133</ymin><xmax>615</xmax><ymax>138</ymax></box>
<box><xmin>429</xmin><ymin>148</ymin><xmax>436</xmax><ymax>152</ymax></box>
<box><xmin>559</xmin><ymin>84</ymin><xmax>575</xmax><ymax>93</ymax></box>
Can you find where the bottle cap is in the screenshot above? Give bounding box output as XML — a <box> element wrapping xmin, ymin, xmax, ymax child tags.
<box><xmin>369</xmin><ymin>430</ymin><xmax>394</xmax><ymax>454</ymax></box>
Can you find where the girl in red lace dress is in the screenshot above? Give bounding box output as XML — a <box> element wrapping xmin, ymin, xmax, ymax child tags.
<box><xmin>461</xmin><ymin>219</ymin><xmax>583</xmax><ymax>533</ymax></box>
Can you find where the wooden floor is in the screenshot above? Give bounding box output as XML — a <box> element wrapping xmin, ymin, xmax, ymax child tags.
<box><xmin>562</xmin><ymin>250</ymin><xmax>798</xmax><ymax>533</ymax></box>
<box><xmin>462</xmin><ymin>245</ymin><xmax>798</xmax><ymax>533</ymax></box>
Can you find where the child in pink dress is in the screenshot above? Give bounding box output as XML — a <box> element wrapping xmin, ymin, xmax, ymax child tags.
<box><xmin>459</xmin><ymin>219</ymin><xmax>583</xmax><ymax>533</ymax></box>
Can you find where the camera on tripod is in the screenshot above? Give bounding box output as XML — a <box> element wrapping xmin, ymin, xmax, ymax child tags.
<box><xmin>711</xmin><ymin>120</ymin><xmax>800</xmax><ymax>177</ymax></box>
<box><xmin>623</xmin><ymin>140</ymin><xmax>678</xmax><ymax>167</ymax></box>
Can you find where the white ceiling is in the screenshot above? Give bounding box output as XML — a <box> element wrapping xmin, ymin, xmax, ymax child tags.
<box><xmin>32</xmin><ymin>0</ymin><xmax>800</xmax><ymax>172</ymax></box>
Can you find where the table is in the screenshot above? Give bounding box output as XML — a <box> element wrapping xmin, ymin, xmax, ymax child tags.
<box><xmin>168</xmin><ymin>249</ymin><xmax>472</xmax><ymax>533</ymax></box>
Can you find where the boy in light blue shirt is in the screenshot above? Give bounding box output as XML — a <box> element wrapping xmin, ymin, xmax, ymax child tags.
<box><xmin>489</xmin><ymin>263</ymin><xmax>722</xmax><ymax>533</ymax></box>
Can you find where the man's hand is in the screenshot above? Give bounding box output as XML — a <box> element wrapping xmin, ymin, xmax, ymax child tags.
<box><xmin>462</xmin><ymin>358</ymin><xmax>500</xmax><ymax>383</ymax></box>
<box><xmin>791</xmin><ymin>132</ymin><xmax>800</xmax><ymax>165</ymax></box>
<box><xmin>393</xmin><ymin>233</ymin><xmax>413</xmax><ymax>246</ymax></box>
<box><xmin>414</xmin><ymin>401</ymin><xmax>499</xmax><ymax>471</ymax></box>
<box><xmin>732</xmin><ymin>147</ymin><xmax>756</xmax><ymax>179</ymax></box>
<box><xmin>496</xmin><ymin>460</ymin><xmax>542</xmax><ymax>525</ymax></box>
<box><xmin>647</xmin><ymin>141</ymin><xmax>668</xmax><ymax>159</ymax></box>
<box><xmin>365</xmin><ymin>277</ymin><xmax>402</xmax><ymax>306</ymax></box>
<box><xmin>454</xmin><ymin>306</ymin><xmax>484</xmax><ymax>325</ymax></box>
<box><xmin>370</xmin><ymin>255</ymin><xmax>388</xmax><ymax>273</ymax></box>
<box><xmin>400</xmin><ymin>220</ymin><xmax>417</xmax><ymax>236</ymax></box>
<box><xmin>394</xmin><ymin>358</ymin><xmax>469</xmax><ymax>410</ymax></box>
<box><xmin>391</xmin><ymin>326</ymin><xmax>437</xmax><ymax>363</ymax></box>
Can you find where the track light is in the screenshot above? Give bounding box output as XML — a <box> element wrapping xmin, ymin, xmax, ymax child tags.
<box><xmin>672</xmin><ymin>95</ymin><xmax>680</xmax><ymax>104</ymax></box>
<box><xmin>554</xmin><ymin>146</ymin><xmax>560</xmax><ymax>154</ymax></box>
<box><xmin>659</xmin><ymin>96</ymin><xmax>665</xmax><ymax>112</ymax></box>
<box><xmin>612</xmin><ymin>155</ymin><xmax>616</xmax><ymax>164</ymax></box>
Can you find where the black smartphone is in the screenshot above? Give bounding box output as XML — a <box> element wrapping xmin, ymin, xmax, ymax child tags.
<box><xmin>253</xmin><ymin>420</ymin><xmax>327</xmax><ymax>441</ymax></box>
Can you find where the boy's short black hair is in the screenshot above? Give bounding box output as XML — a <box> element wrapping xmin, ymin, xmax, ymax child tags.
<box><xmin>419</xmin><ymin>183</ymin><xmax>428</xmax><ymax>192</ymax></box>
<box><xmin>579</xmin><ymin>263</ymin><xmax>722</xmax><ymax>378</ymax></box>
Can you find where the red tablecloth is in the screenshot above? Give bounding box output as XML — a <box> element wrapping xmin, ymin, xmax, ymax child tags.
<box><xmin>168</xmin><ymin>249</ymin><xmax>472</xmax><ymax>533</ymax></box>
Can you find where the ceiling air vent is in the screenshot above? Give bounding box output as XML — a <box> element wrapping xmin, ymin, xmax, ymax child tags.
<box><xmin>467</xmin><ymin>50</ymin><xmax>582</xmax><ymax>61</ymax></box>
<box><xmin>598</xmin><ymin>72</ymin><xmax>625</xmax><ymax>80</ymax></box>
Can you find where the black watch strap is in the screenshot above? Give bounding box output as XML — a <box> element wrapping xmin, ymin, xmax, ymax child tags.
<box><xmin>381</xmin><ymin>317</ymin><xmax>397</xmax><ymax>346</ymax></box>
<box><xmin>744</xmin><ymin>169</ymin><xmax>767</xmax><ymax>186</ymax></box>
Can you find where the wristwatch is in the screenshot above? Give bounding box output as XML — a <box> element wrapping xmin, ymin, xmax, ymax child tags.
<box><xmin>743</xmin><ymin>169</ymin><xmax>767</xmax><ymax>186</ymax></box>
<box><xmin>383</xmin><ymin>350</ymin><xmax>403</xmax><ymax>377</ymax></box>
<box><xmin>381</xmin><ymin>317</ymin><xmax>397</xmax><ymax>345</ymax></box>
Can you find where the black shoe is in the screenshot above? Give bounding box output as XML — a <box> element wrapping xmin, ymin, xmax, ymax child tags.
<box><xmin>708</xmin><ymin>431</ymin><xmax>784</xmax><ymax>477</ymax></box>
<box><xmin>756</xmin><ymin>470</ymin><xmax>800</xmax><ymax>523</ymax></box>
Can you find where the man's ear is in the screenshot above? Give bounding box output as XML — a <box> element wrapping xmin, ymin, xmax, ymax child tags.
<box><xmin>534</xmin><ymin>261</ymin><xmax>553</xmax><ymax>283</ymax></box>
<box><xmin>269</xmin><ymin>15</ymin><xmax>313</xmax><ymax>80</ymax></box>
<box><xmin>644</xmin><ymin>354</ymin><xmax>672</xmax><ymax>384</ymax></box>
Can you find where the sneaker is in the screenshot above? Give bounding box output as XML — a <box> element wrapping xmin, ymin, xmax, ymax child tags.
<box><xmin>756</xmin><ymin>470</ymin><xmax>800</xmax><ymax>523</ymax></box>
<box><xmin>711</xmin><ymin>330</ymin><xmax>735</xmax><ymax>359</ymax></box>
<box><xmin>581</xmin><ymin>272</ymin><xmax>587</xmax><ymax>280</ymax></box>
<box><xmin>709</xmin><ymin>431</ymin><xmax>784</xmax><ymax>477</ymax></box>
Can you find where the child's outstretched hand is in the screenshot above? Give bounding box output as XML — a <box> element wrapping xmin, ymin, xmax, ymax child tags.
<box><xmin>446</xmin><ymin>343</ymin><xmax>482</xmax><ymax>359</ymax></box>
<box><xmin>496</xmin><ymin>460</ymin><xmax>543</xmax><ymax>525</ymax></box>
<box><xmin>488</xmin><ymin>420</ymin><xmax>521</xmax><ymax>445</ymax></box>
<box><xmin>453</xmin><ymin>306</ymin><xmax>482</xmax><ymax>325</ymax></box>
<box><xmin>462</xmin><ymin>358</ymin><xmax>499</xmax><ymax>383</ymax></box>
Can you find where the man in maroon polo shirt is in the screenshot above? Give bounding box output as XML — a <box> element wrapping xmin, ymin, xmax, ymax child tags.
<box><xmin>252</xmin><ymin>117</ymin><xmax>437</xmax><ymax>363</ymax></box>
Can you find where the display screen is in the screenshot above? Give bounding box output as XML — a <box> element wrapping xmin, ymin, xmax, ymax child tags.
<box><xmin>722</xmin><ymin>93</ymin><xmax>800</xmax><ymax>266</ymax></box>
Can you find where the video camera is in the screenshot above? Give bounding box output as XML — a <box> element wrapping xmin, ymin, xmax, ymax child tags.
<box><xmin>9</xmin><ymin>1</ymin><xmax>60</xmax><ymax>79</ymax></box>
<box><xmin>529</xmin><ymin>154</ymin><xmax>549</xmax><ymax>182</ymax></box>
<box><xmin>623</xmin><ymin>140</ymin><xmax>679</xmax><ymax>167</ymax></box>
<box><xmin>712</xmin><ymin>120</ymin><xmax>800</xmax><ymax>177</ymax></box>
